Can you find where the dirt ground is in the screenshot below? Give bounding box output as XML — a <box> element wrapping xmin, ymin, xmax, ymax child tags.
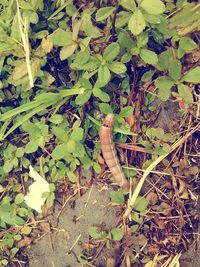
<box><xmin>27</xmin><ymin>184</ymin><xmax>119</xmax><ymax>267</ymax></box>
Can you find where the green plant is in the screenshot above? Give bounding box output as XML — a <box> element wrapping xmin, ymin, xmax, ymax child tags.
<box><xmin>0</xmin><ymin>0</ymin><xmax>199</xmax><ymax>265</ymax></box>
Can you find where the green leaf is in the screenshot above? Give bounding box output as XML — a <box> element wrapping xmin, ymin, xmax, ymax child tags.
<box><xmin>182</xmin><ymin>67</ymin><xmax>200</xmax><ymax>84</ymax></box>
<box><xmin>99</xmin><ymin>103</ymin><xmax>113</xmax><ymax>114</ymax></box>
<box><xmin>110</xmin><ymin>191</ymin><xmax>125</xmax><ymax>205</ymax></box>
<box><xmin>155</xmin><ymin>76</ymin><xmax>174</xmax><ymax>101</ymax></box>
<box><xmin>81</xmin><ymin>13</ymin><xmax>101</xmax><ymax>38</ymax></box>
<box><xmin>52</xmin><ymin>143</ymin><xmax>69</xmax><ymax>160</ymax></box>
<box><xmin>137</xmin><ymin>32</ymin><xmax>149</xmax><ymax>48</ymax></box>
<box><xmin>52</xmin><ymin>126</ymin><xmax>68</xmax><ymax>142</ymax></box>
<box><xmin>93</xmin><ymin>162</ymin><xmax>102</xmax><ymax>174</ymax></box>
<box><xmin>134</xmin><ymin>196</ymin><xmax>148</xmax><ymax>211</ymax></box>
<box><xmin>15</xmin><ymin>193</ymin><xmax>24</xmax><ymax>205</ymax></box>
<box><xmin>96</xmin><ymin>7</ymin><xmax>115</xmax><ymax>21</ymax></box>
<box><xmin>168</xmin><ymin>60</ymin><xmax>182</xmax><ymax>81</ymax></box>
<box><xmin>88</xmin><ymin>226</ymin><xmax>107</xmax><ymax>239</ymax></box>
<box><xmin>49</xmin><ymin>28</ymin><xmax>72</xmax><ymax>46</ymax></box>
<box><xmin>116</xmin><ymin>11</ymin><xmax>132</xmax><ymax>28</ymax></box>
<box><xmin>25</xmin><ymin>140</ymin><xmax>39</xmax><ymax>154</ymax></box>
<box><xmin>74</xmin><ymin>142</ymin><xmax>85</xmax><ymax>158</ymax></box>
<box><xmin>93</xmin><ymin>87</ymin><xmax>110</xmax><ymax>102</ymax></box>
<box><xmin>111</xmin><ymin>228</ymin><xmax>124</xmax><ymax>241</ymax></box>
<box><xmin>141</xmin><ymin>0</ymin><xmax>165</xmax><ymax>15</ymax></box>
<box><xmin>120</xmin><ymin>0</ymin><xmax>136</xmax><ymax>12</ymax></box>
<box><xmin>21</xmin><ymin>226</ymin><xmax>32</xmax><ymax>235</ymax></box>
<box><xmin>75</xmin><ymin>90</ymin><xmax>92</xmax><ymax>105</ymax></box>
<box><xmin>49</xmin><ymin>114</ymin><xmax>63</xmax><ymax>124</ymax></box>
<box><xmin>66</xmin><ymin>170</ymin><xmax>77</xmax><ymax>183</ymax></box>
<box><xmin>178</xmin><ymin>84</ymin><xmax>193</xmax><ymax>104</ymax></box>
<box><xmin>179</xmin><ymin>37</ymin><xmax>197</xmax><ymax>52</ymax></box>
<box><xmin>140</xmin><ymin>49</ymin><xmax>158</xmax><ymax>65</ymax></box>
<box><xmin>98</xmin><ymin>65</ymin><xmax>111</xmax><ymax>86</ymax></box>
<box><xmin>11</xmin><ymin>14</ymin><xmax>21</xmax><ymax>42</ymax></box>
<box><xmin>103</xmin><ymin>43</ymin><xmax>120</xmax><ymax>62</ymax></box>
<box><xmin>0</xmin><ymin>206</ymin><xmax>25</xmax><ymax>226</ymax></box>
<box><xmin>128</xmin><ymin>9</ymin><xmax>146</xmax><ymax>36</ymax></box>
<box><xmin>107</xmin><ymin>62</ymin><xmax>127</xmax><ymax>74</ymax></box>
<box><xmin>119</xmin><ymin>106</ymin><xmax>134</xmax><ymax>117</ymax></box>
<box><xmin>131</xmin><ymin>224</ymin><xmax>139</xmax><ymax>232</ymax></box>
<box><xmin>158</xmin><ymin>49</ymin><xmax>173</xmax><ymax>71</ymax></box>
<box><xmin>71</xmin><ymin>128</ymin><xmax>84</xmax><ymax>141</ymax></box>
<box><xmin>60</xmin><ymin>43</ymin><xmax>77</xmax><ymax>60</ymax></box>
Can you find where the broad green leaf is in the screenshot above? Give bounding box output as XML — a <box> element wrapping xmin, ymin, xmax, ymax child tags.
<box><xmin>119</xmin><ymin>0</ymin><xmax>136</xmax><ymax>12</ymax></box>
<box><xmin>182</xmin><ymin>67</ymin><xmax>200</xmax><ymax>84</ymax></box>
<box><xmin>107</xmin><ymin>62</ymin><xmax>127</xmax><ymax>74</ymax></box>
<box><xmin>79</xmin><ymin>77</ymin><xmax>92</xmax><ymax>90</ymax></box>
<box><xmin>60</xmin><ymin>43</ymin><xmax>77</xmax><ymax>60</ymax></box>
<box><xmin>93</xmin><ymin>87</ymin><xmax>110</xmax><ymax>102</ymax></box>
<box><xmin>103</xmin><ymin>43</ymin><xmax>120</xmax><ymax>62</ymax></box>
<box><xmin>73</xmin><ymin>50</ymin><xmax>90</xmax><ymax>66</ymax></box>
<box><xmin>111</xmin><ymin>228</ymin><xmax>124</xmax><ymax>241</ymax></box>
<box><xmin>110</xmin><ymin>191</ymin><xmax>125</xmax><ymax>205</ymax></box>
<box><xmin>0</xmin><ymin>205</ymin><xmax>25</xmax><ymax>226</ymax></box>
<box><xmin>52</xmin><ymin>126</ymin><xmax>68</xmax><ymax>142</ymax></box>
<box><xmin>74</xmin><ymin>142</ymin><xmax>85</xmax><ymax>158</ymax></box>
<box><xmin>116</xmin><ymin>11</ymin><xmax>132</xmax><ymax>28</ymax></box>
<box><xmin>177</xmin><ymin>47</ymin><xmax>185</xmax><ymax>59</ymax></box>
<box><xmin>66</xmin><ymin>139</ymin><xmax>76</xmax><ymax>153</ymax></box>
<box><xmin>168</xmin><ymin>60</ymin><xmax>182</xmax><ymax>81</ymax></box>
<box><xmin>178</xmin><ymin>84</ymin><xmax>193</xmax><ymax>104</ymax></box>
<box><xmin>128</xmin><ymin>9</ymin><xmax>146</xmax><ymax>36</ymax></box>
<box><xmin>25</xmin><ymin>140</ymin><xmax>39</xmax><ymax>154</ymax></box>
<box><xmin>66</xmin><ymin>170</ymin><xmax>77</xmax><ymax>183</ymax></box>
<box><xmin>140</xmin><ymin>49</ymin><xmax>158</xmax><ymax>65</ymax></box>
<box><xmin>98</xmin><ymin>65</ymin><xmax>111</xmax><ymax>86</ymax></box>
<box><xmin>134</xmin><ymin>196</ymin><xmax>148</xmax><ymax>211</ymax></box>
<box><xmin>15</xmin><ymin>193</ymin><xmax>24</xmax><ymax>205</ymax></box>
<box><xmin>141</xmin><ymin>70</ymin><xmax>156</xmax><ymax>82</ymax></box>
<box><xmin>75</xmin><ymin>90</ymin><xmax>92</xmax><ymax>105</ymax></box>
<box><xmin>49</xmin><ymin>28</ymin><xmax>72</xmax><ymax>46</ymax></box>
<box><xmin>141</xmin><ymin>0</ymin><xmax>165</xmax><ymax>15</ymax></box>
<box><xmin>143</xmin><ymin>13</ymin><xmax>161</xmax><ymax>24</ymax></box>
<box><xmin>179</xmin><ymin>37</ymin><xmax>197</xmax><ymax>52</ymax></box>
<box><xmin>96</xmin><ymin>7</ymin><xmax>115</xmax><ymax>21</ymax></box>
<box><xmin>81</xmin><ymin>13</ymin><xmax>101</xmax><ymax>38</ymax></box>
<box><xmin>155</xmin><ymin>76</ymin><xmax>174</xmax><ymax>101</ymax></box>
<box><xmin>71</xmin><ymin>128</ymin><xmax>84</xmax><ymax>141</ymax></box>
<box><xmin>158</xmin><ymin>49</ymin><xmax>173</xmax><ymax>71</ymax></box>
<box><xmin>49</xmin><ymin>114</ymin><xmax>63</xmax><ymax>124</ymax></box>
<box><xmin>137</xmin><ymin>32</ymin><xmax>149</xmax><ymax>48</ymax></box>
<box><xmin>11</xmin><ymin>14</ymin><xmax>21</xmax><ymax>42</ymax></box>
<box><xmin>93</xmin><ymin>162</ymin><xmax>102</xmax><ymax>174</ymax></box>
<box><xmin>99</xmin><ymin>103</ymin><xmax>113</xmax><ymax>114</ymax></box>
<box><xmin>88</xmin><ymin>226</ymin><xmax>107</xmax><ymax>239</ymax></box>
<box><xmin>119</xmin><ymin>106</ymin><xmax>134</xmax><ymax>117</ymax></box>
<box><xmin>51</xmin><ymin>143</ymin><xmax>69</xmax><ymax>160</ymax></box>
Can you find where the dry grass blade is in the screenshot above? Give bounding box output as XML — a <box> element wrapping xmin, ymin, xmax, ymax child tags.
<box><xmin>162</xmin><ymin>253</ymin><xmax>181</xmax><ymax>267</ymax></box>
<box><xmin>124</xmin><ymin>123</ymin><xmax>200</xmax><ymax>219</ymax></box>
<box><xmin>16</xmin><ymin>0</ymin><xmax>33</xmax><ymax>88</ymax></box>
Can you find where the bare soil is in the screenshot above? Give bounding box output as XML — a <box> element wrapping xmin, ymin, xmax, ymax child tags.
<box><xmin>27</xmin><ymin>184</ymin><xmax>119</xmax><ymax>267</ymax></box>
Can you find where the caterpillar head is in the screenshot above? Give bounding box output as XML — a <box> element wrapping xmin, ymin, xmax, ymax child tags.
<box><xmin>103</xmin><ymin>113</ymin><xmax>114</xmax><ymax>128</ymax></box>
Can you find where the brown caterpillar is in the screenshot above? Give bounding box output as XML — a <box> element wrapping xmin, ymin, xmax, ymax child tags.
<box><xmin>99</xmin><ymin>113</ymin><xmax>128</xmax><ymax>189</ymax></box>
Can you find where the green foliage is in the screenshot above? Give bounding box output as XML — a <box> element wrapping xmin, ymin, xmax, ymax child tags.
<box><xmin>88</xmin><ymin>226</ymin><xmax>108</xmax><ymax>240</ymax></box>
<box><xmin>0</xmin><ymin>0</ymin><xmax>199</xmax><ymax>262</ymax></box>
<box><xmin>111</xmin><ymin>228</ymin><xmax>124</xmax><ymax>241</ymax></box>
